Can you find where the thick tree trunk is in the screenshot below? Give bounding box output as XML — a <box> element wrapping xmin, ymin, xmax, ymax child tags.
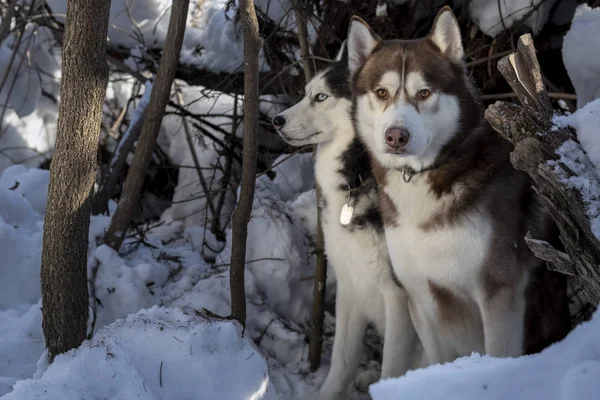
<box><xmin>291</xmin><ymin>0</ymin><xmax>328</xmax><ymax>372</ymax></box>
<box><xmin>104</xmin><ymin>0</ymin><xmax>190</xmax><ymax>250</ymax></box>
<box><xmin>40</xmin><ymin>0</ymin><xmax>111</xmax><ymax>362</ymax></box>
<box><xmin>228</xmin><ymin>0</ymin><xmax>260</xmax><ymax>329</ymax></box>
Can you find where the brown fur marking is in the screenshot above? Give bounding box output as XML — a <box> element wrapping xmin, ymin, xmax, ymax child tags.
<box><xmin>370</xmin><ymin>150</ymin><xmax>399</xmax><ymax>226</ymax></box>
<box><xmin>428</xmin><ymin>280</ymin><xmax>468</xmax><ymax>324</ymax></box>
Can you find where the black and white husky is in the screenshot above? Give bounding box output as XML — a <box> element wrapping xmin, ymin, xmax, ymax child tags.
<box><xmin>272</xmin><ymin>43</ymin><xmax>421</xmax><ymax>399</ymax></box>
<box><xmin>346</xmin><ymin>6</ymin><xmax>571</xmax><ymax>366</ymax></box>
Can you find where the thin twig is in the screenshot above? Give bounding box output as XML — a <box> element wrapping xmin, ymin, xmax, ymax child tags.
<box><xmin>159</xmin><ymin>360</ymin><xmax>163</xmax><ymax>388</ymax></box>
<box><xmin>175</xmin><ymin>84</ymin><xmax>222</xmax><ymax>239</ymax></box>
<box><xmin>465</xmin><ymin>49</ymin><xmax>512</xmax><ymax>68</ymax></box>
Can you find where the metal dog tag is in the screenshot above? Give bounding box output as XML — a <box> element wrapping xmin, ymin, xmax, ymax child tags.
<box><xmin>340</xmin><ymin>202</ymin><xmax>354</xmax><ymax>226</ymax></box>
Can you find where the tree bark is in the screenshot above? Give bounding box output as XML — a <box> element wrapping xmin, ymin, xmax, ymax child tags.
<box><xmin>104</xmin><ymin>0</ymin><xmax>190</xmax><ymax>250</ymax></box>
<box><xmin>485</xmin><ymin>34</ymin><xmax>600</xmax><ymax>305</ymax></box>
<box><xmin>40</xmin><ymin>0</ymin><xmax>111</xmax><ymax>362</ymax></box>
<box><xmin>228</xmin><ymin>0</ymin><xmax>260</xmax><ymax>329</ymax></box>
<box><xmin>291</xmin><ymin>0</ymin><xmax>328</xmax><ymax>372</ymax></box>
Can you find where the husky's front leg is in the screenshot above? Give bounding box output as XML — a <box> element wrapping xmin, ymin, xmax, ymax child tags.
<box><xmin>380</xmin><ymin>288</ymin><xmax>419</xmax><ymax>378</ymax></box>
<box><xmin>316</xmin><ymin>287</ymin><xmax>368</xmax><ymax>400</ymax></box>
<box><xmin>480</xmin><ymin>286</ymin><xmax>526</xmax><ymax>358</ymax></box>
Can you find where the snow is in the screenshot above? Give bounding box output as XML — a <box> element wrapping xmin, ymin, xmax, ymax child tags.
<box><xmin>44</xmin><ymin>0</ymin><xmax>251</xmax><ymax>73</ymax></box>
<box><xmin>376</xmin><ymin>3</ymin><xmax>388</xmax><ymax>17</ymax></box>
<box><xmin>370</xmin><ymin>308</ymin><xmax>600</xmax><ymax>400</ymax></box>
<box><xmin>469</xmin><ymin>0</ymin><xmax>556</xmax><ymax>38</ymax></box>
<box><xmin>0</xmin><ymin>25</ymin><xmax>59</xmax><ymax>174</ymax></box>
<box><xmin>554</xmin><ymin>99</ymin><xmax>600</xmax><ymax>178</ymax></box>
<box><xmin>3</xmin><ymin>307</ymin><xmax>277</xmax><ymax>400</ymax></box>
<box><xmin>551</xmin><ymin>99</ymin><xmax>600</xmax><ymax>238</ymax></box>
<box><xmin>0</xmin><ymin>302</ymin><xmax>44</xmax><ymax>396</ymax></box>
<box><xmin>562</xmin><ymin>4</ymin><xmax>600</xmax><ymax>109</ymax></box>
<box><xmin>0</xmin><ymin>166</ymin><xmax>46</xmax><ymax>309</ymax></box>
<box><xmin>216</xmin><ymin>152</ymin><xmax>317</xmax><ymax>323</ymax></box>
<box><xmin>0</xmin><ymin>158</ymin><xmax>336</xmax><ymax>399</ymax></box>
<box><xmin>109</xmin><ymin>79</ymin><xmax>153</xmax><ymax>172</ymax></box>
<box><xmin>158</xmin><ymin>81</ymin><xmax>243</xmax><ymax>234</ymax></box>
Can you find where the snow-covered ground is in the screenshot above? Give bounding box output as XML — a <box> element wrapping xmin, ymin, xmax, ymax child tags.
<box><xmin>4</xmin><ymin>307</ymin><xmax>277</xmax><ymax>400</ymax></box>
<box><xmin>1</xmin><ymin>1</ymin><xmax>600</xmax><ymax>400</ymax></box>
<box><xmin>371</xmin><ymin>308</ymin><xmax>600</xmax><ymax>400</ymax></box>
<box><xmin>0</xmin><ymin>155</ymin><xmax>377</xmax><ymax>399</ymax></box>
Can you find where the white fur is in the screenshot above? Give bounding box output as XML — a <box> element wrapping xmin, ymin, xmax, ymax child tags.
<box><xmin>429</xmin><ymin>8</ymin><xmax>464</xmax><ymax>63</ymax></box>
<box><xmin>380</xmin><ymin>174</ymin><xmax>526</xmax><ymax>363</ymax></box>
<box><xmin>347</xmin><ymin>17</ymin><xmax>380</xmax><ymax>76</ymax></box>
<box><xmin>274</xmin><ymin>70</ymin><xmax>422</xmax><ymax>399</ymax></box>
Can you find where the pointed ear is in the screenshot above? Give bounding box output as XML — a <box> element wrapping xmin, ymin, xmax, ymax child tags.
<box><xmin>347</xmin><ymin>16</ymin><xmax>381</xmax><ymax>75</ymax></box>
<box><xmin>334</xmin><ymin>40</ymin><xmax>347</xmax><ymax>62</ymax></box>
<box><xmin>428</xmin><ymin>6</ymin><xmax>464</xmax><ymax>63</ymax></box>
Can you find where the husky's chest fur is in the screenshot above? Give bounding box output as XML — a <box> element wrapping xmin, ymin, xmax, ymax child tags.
<box><xmin>380</xmin><ymin>167</ymin><xmax>493</xmax><ymax>359</ymax></box>
<box><xmin>382</xmin><ymin>172</ymin><xmax>492</xmax><ymax>290</ymax></box>
<box><xmin>315</xmin><ymin>132</ymin><xmax>391</xmax><ymax>301</ymax></box>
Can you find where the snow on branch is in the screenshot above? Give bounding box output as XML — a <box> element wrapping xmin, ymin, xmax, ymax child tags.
<box><xmin>485</xmin><ymin>33</ymin><xmax>600</xmax><ymax>304</ymax></box>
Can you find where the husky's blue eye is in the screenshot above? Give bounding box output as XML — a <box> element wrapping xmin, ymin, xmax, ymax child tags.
<box><xmin>315</xmin><ymin>93</ymin><xmax>329</xmax><ymax>102</ymax></box>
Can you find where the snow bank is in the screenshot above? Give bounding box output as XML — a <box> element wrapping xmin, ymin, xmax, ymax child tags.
<box><xmin>0</xmin><ymin>166</ymin><xmax>47</xmax><ymax>395</ymax></box>
<box><xmin>554</xmin><ymin>99</ymin><xmax>600</xmax><ymax>177</ymax></box>
<box><xmin>469</xmin><ymin>0</ymin><xmax>556</xmax><ymax>38</ymax></box>
<box><xmin>0</xmin><ymin>302</ymin><xmax>44</xmax><ymax>396</ymax></box>
<box><xmin>2</xmin><ymin>307</ymin><xmax>277</xmax><ymax>400</ymax></box>
<box><xmin>45</xmin><ymin>0</ymin><xmax>173</xmax><ymax>49</ymax></box>
<box><xmin>158</xmin><ymin>82</ymin><xmax>243</xmax><ymax>233</ymax></box>
<box><xmin>0</xmin><ymin>158</ymin><xmax>325</xmax><ymax>398</ymax></box>
<box><xmin>216</xmin><ymin>153</ymin><xmax>317</xmax><ymax>324</ymax></box>
<box><xmin>562</xmin><ymin>4</ymin><xmax>600</xmax><ymax>109</ymax></box>
<box><xmin>0</xmin><ymin>165</ymin><xmax>47</xmax><ymax>309</ymax></box>
<box><xmin>551</xmin><ymin>99</ymin><xmax>600</xmax><ymax>238</ymax></box>
<box><xmin>371</xmin><ymin>308</ymin><xmax>600</xmax><ymax>400</ymax></box>
<box><xmin>45</xmin><ymin>0</ymin><xmax>272</xmax><ymax>73</ymax></box>
<box><xmin>0</xmin><ymin>25</ymin><xmax>59</xmax><ymax>173</ymax></box>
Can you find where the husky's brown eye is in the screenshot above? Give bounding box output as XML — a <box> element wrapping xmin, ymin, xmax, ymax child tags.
<box><xmin>417</xmin><ymin>89</ymin><xmax>431</xmax><ymax>100</ymax></box>
<box><xmin>375</xmin><ymin>88</ymin><xmax>389</xmax><ymax>99</ymax></box>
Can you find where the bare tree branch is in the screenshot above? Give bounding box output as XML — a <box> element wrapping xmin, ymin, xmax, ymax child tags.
<box><xmin>105</xmin><ymin>0</ymin><xmax>190</xmax><ymax>250</ymax></box>
<box><xmin>228</xmin><ymin>0</ymin><xmax>261</xmax><ymax>330</ymax></box>
<box><xmin>291</xmin><ymin>0</ymin><xmax>327</xmax><ymax>372</ymax></box>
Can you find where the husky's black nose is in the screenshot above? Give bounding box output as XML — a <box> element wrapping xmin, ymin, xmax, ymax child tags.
<box><xmin>385</xmin><ymin>127</ymin><xmax>410</xmax><ymax>150</ymax></box>
<box><xmin>272</xmin><ymin>115</ymin><xmax>286</xmax><ymax>128</ymax></box>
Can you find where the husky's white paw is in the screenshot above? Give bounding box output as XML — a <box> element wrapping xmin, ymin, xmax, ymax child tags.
<box><xmin>354</xmin><ymin>370</ymin><xmax>380</xmax><ymax>393</ymax></box>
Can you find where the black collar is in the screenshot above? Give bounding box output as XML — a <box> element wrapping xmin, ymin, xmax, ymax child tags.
<box><xmin>348</xmin><ymin>173</ymin><xmax>363</xmax><ymax>191</ymax></box>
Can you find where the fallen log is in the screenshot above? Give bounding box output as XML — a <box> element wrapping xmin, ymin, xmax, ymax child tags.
<box><xmin>484</xmin><ymin>33</ymin><xmax>600</xmax><ymax>305</ymax></box>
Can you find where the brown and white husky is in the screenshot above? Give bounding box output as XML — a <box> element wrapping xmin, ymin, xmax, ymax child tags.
<box><xmin>346</xmin><ymin>6</ymin><xmax>571</xmax><ymax>366</ymax></box>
